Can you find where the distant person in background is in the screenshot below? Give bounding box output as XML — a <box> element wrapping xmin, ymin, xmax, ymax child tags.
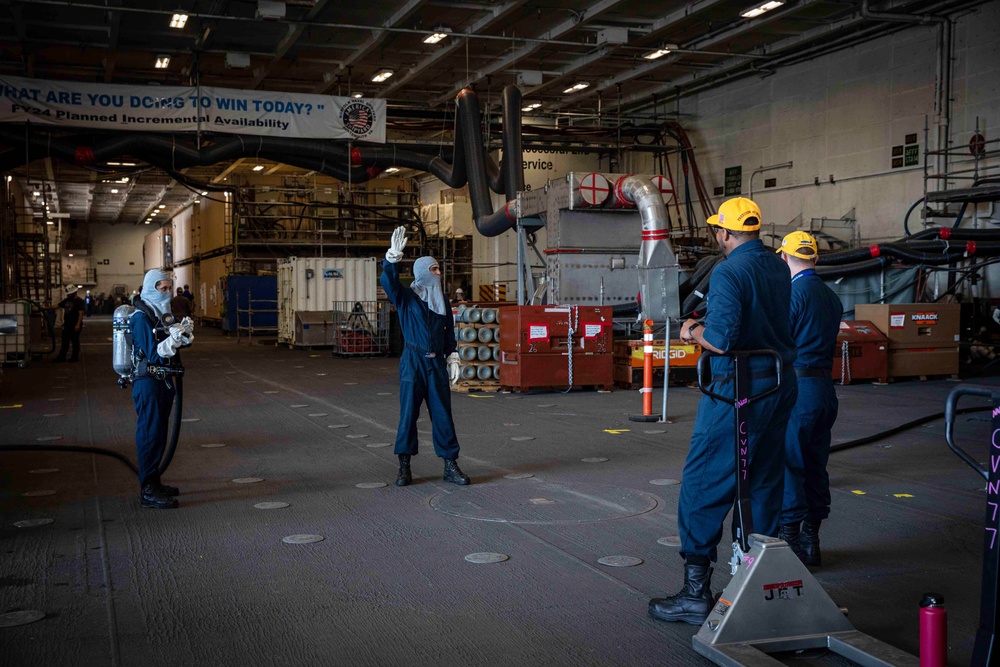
<box><xmin>54</xmin><ymin>284</ymin><xmax>85</xmax><ymax>362</ymax></box>
<box><xmin>451</xmin><ymin>288</ymin><xmax>465</xmax><ymax>304</ymax></box>
<box><xmin>170</xmin><ymin>287</ymin><xmax>193</xmax><ymax>320</ymax></box>
<box><xmin>182</xmin><ymin>284</ymin><xmax>195</xmax><ymax>310</ymax></box>
<box><xmin>84</xmin><ymin>290</ymin><xmax>93</xmax><ymax>316</ymax></box>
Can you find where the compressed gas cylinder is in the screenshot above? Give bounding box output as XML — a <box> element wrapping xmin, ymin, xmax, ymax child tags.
<box><xmin>477</xmin><ymin>364</ymin><xmax>493</xmax><ymax>380</ymax></box>
<box><xmin>477</xmin><ymin>345</ymin><xmax>492</xmax><ymax>361</ymax></box>
<box><xmin>112</xmin><ymin>304</ymin><xmax>136</xmax><ymax>378</ymax></box>
<box><xmin>477</xmin><ymin>327</ymin><xmax>493</xmax><ymax>343</ymax></box>
<box><xmin>461</xmin><ymin>365</ymin><xmax>477</xmax><ymax>381</ymax></box>
<box><xmin>480</xmin><ymin>308</ymin><xmax>497</xmax><ymax>324</ymax></box>
<box><xmin>459</xmin><ymin>346</ymin><xmax>478</xmax><ymax>362</ymax></box>
<box><xmin>459</xmin><ymin>327</ymin><xmax>478</xmax><ymax>343</ymax></box>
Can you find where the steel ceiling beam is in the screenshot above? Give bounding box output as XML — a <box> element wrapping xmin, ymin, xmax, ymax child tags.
<box><xmin>251</xmin><ymin>0</ymin><xmax>332</xmax><ymax>90</ymax></box>
<box><xmin>430</xmin><ymin>0</ymin><xmax>628</xmax><ymax>105</ymax></box>
<box><xmin>380</xmin><ymin>0</ymin><xmax>529</xmax><ymax>99</ymax></box>
<box><xmin>312</xmin><ymin>0</ymin><xmax>429</xmax><ymax>94</ymax></box>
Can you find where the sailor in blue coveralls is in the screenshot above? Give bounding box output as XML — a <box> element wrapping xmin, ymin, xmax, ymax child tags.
<box><xmin>649</xmin><ymin>198</ymin><xmax>799</xmax><ymax>625</ymax></box>
<box><xmin>381</xmin><ymin>226</ymin><xmax>470</xmax><ymax>487</ymax></box>
<box><xmin>776</xmin><ymin>231</ymin><xmax>843</xmax><ymax>566</ymax></box>
<box><xmin>130</xmin><ymin>269</ymin><xmax>194</xmax><ymax>509</ymax></box>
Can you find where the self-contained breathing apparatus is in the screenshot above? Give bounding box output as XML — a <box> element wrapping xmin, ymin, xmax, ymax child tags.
<box><xmin>112</xmin><ymin>300</ymin><xmax>187</xmax><ymax>388</ymax></box>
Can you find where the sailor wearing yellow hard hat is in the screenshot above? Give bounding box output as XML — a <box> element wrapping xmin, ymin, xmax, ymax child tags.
<box><xmin>650</xmin><ymin>197</ymin><xmax>798</xmax><ymax>625</ymax></box>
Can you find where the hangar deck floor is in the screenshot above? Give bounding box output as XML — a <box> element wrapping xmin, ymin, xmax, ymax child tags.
<box><xmin>0</xmin><ymin>319</ymin><xmax>994</xmax><ymax>667</ymax></box>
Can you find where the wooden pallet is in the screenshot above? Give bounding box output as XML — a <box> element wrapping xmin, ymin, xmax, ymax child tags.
<box><xmin>451</xmin><ymin>380</ymin><xmax>500</xmax><ymax>393</ymax></box>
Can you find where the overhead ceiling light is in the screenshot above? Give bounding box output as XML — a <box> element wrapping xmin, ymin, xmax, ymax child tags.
<box><xmin>252</xmin><ymin>165</ymin><xmax>265</xmax><ymax>172</ymax></box>
<box><xmin>32</xmin><ymin>190</ymin><xmax>40</xmax><ymax>196</ymax></box>
<box><xmin>741</xmin><ymin>1</ymin><xmax>784</xmax><ymax>18</ymax></box>
<box><xmin>169</xmin><ymin>12</ymin><xmax>188</xmax><ymax>29</ymax></box>
<box><xmin>644</xmin><ymin>47</ymin><xmax>672</xmax><ymax>60</ymax></box>
<box><xmin>563</xmin><ymin>82</ymin><xmax>590</xmax><ymax>94</ymax></box>
<box><xmin>151</xmin><ymin>211</ymin><xmax>158</xmax><ymax>216</ymax></box>
<box><xmin>384</xmin><ymin>167</ymin><xmax>399</xmax><ymax>174</ymax></box>
<box><xmin>68</xmin><ymin>253</ymin><xmax>74</xmax><ymax>257</ymax></box>
<box><xmin>371</xmin><ymin>68</ymin><xmax>394</xmax><ymax>83</ymax></box>
<box><xmin>110</xmin><ymin>188</ymin><xmax>119</xmax><ymax>194</ymax></box>
<box><xmin>423</xmin><ymin>27</ymin><xmax>451</xmax><ymax>44</ymax></box>
<box><xmin>521</xmin><ymin>102</ymin><xmax>542</xmax><ymax>112</ymax></box>
<box><xmin>145</xmin><ymin>220</ymin><xmax>151</xmax><ymax>224</ymax></box>
<box><xmin>352</xmin><ymin>92</ymin><xmax>363</xmax><ymax>98</ymax></box>
<box><xmin>158</xmin><ymin>204</ymin><xmax>166</xmax><ymax>209</ymax></box>
<box><xmin>155</xmin><ymin>55</ymin><xmax>171</xmax><ymax>69</ymax></box>
<box><xmin>194</xmin><ymin>199</ymin><xmax>201</xmax><ymax>203</ymax></box>
<box><xmin>107</xmin><ymin>161</ymin><xmax>137</xmax><ymax>167</ymax></box>
<box><xmin>120</xmin><ymin>177</ymin><xmax>129</xmax><ymax>183</ymax></box>
<box><xmin>46</xmin><ymin>220</ymin><xmax>53</xmax><ymax>225</ymax></box>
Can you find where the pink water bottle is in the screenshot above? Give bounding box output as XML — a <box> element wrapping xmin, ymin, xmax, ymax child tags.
<box><xmin>919</xmin><ymin>593</ymin><xmax>947</xmax><ymax>667</ymax></box>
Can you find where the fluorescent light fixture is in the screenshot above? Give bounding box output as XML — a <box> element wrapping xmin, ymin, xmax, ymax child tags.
<box><xmin>158</xmin><ymin>204</ymin><xmax>166</xmax><ymax>209</ymax></box>
<box><xmin>120</xmin><ymin>177</ymin><xmax>129</xmax><ymax>183</ymax></box>
<box><xmin>151</xmin><ymin>211</ymin><xmax>158</xmax><ymax>216</ymax></box>
<box><xmin>169</xmin><ymin>12</ymin><xmax>188</xmax><ymax>29</ymax></box>
<box><xmin>371</xmin><ymin>68</ymin><xmax>394</xmax><ymax>83</ymax></box>
<box><xmin>252</xmin><ymin>165</ymin><xmax>265</xmax><ymax>172</ymax></box>
<box><xmin>107</xmin><ymin>161</ymin><xmax>137</xmax><ymax>166</ymax></box>
<box><xmin>68</xmin><ymin>253</ymin><xmax>74</xmax><ymax>257</ymax></box>
<box><xmin>46</xmin><ymin>220</ymin><xmax>53</xmax><ymax>225</ymax></box>
<box><xmin>741</xmin><ymin>1</ymin><xmax>784</xmax><ymax>18</ymax></box>
<box><xmin>423</xmin><ymin>27</ymin><xmax>451</xmax><ymax>44</ymax></box>
<box><xmin>644</xmin><ymin>47</ymin><xmax>672</xmax><ymax>60</ymax></box>
<box><xmin>32</xmin><ymin>190</ymin><xmax>40</xmax><ymax>196</ymax></box>
<box><xmin>194</xmin><ymin>199</ymin><xmax>201</xmax><ymax>204</ymax></box>
<box><xmin>155</xmin><ymin>55</ymin><xmax>171</xmax><ymax>69</ymax></box>
<box><xmin>110</xmin><ymin>188</ymin><xmax>119</xmax><ymax>194</ymax></box>
<box><xmin>384</xmin><ymin>167</ymin><xmax>399</xmax><ymax>174</ymax></box>
<box><xmin>352</xmin><ymin>92</ymin><xmax>363</xmax><ymax>98</ymax></box>
<box><xmin>145</xmin><ymin>220</ymin><xmax>151</xmax><ymax>224</ymax></box>
<box><xmin>521</xmin><ymin>102</ymin><xmax>542</xmax><ymax>112</ymax></box>
<box><xmin>563</xmin><ymin>82</ymin><xmax>590</xmax><ymax>94</ymax></box>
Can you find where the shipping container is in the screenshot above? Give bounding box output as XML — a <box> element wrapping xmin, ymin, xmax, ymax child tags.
<box><xmin>277</xmin><ymin>257</ymin><xmax>378</xmax><ymax>346</ymax></box>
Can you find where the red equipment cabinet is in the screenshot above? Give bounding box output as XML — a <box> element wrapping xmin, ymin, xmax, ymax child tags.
<box><xmin>832</xmin><ymin>320</ymin><xmax>889</xmax><ymax>384</ymax></box>
<box><xmin>498</xmin><ymin>305</ymin><xmax>614</xmax><ymax>392</ymax></box>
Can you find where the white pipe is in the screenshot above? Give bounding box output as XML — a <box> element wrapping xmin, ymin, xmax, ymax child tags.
<box><xmin>748</xmin><ymin>161</ymin><xmax>793</xmax><ymax>199</ymax></box>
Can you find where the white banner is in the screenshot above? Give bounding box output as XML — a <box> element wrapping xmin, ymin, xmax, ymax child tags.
<box><xmin>0</xmin><ymin>75</ymin><xmax>385</xmax><ymax>142</ymax></box>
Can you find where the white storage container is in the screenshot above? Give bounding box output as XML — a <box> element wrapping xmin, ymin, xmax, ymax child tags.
<box><xmin>277</xmin><ymin>257</ymin><xmax>378</xmax><ymax>346</ymax></box>
<box><xmin>0</xmin><ymin>302</ymin><xmax>30</xmax><ymax>367</ymax></box>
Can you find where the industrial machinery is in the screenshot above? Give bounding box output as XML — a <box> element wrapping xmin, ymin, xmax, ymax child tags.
<box><xmin>515</xmin><ymin>172</ymin><xmax>682</xmax><ymax>326</ymax></box>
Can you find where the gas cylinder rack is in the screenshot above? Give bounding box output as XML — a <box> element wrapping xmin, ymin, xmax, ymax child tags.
<box><xmin>453</xmin><ymin>303</ymin><xmax>500</xmax><ymax>390</ymax></box>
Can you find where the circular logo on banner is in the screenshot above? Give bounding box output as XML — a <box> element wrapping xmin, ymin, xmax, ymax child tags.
<box><xmin>342</xmin><ymin>101</ymin><xmax>376</xmax><ymax>138</ymax></box>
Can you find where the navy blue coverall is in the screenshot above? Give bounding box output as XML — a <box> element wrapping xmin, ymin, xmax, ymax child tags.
<box><xmin>129</xmin><ymin>308</ymin><xmax>175</xmax><ymax>487</ymax></box>
<box><xmin>380</xmin><ymin>260</ymin><xmax>461</xmax><ymax>460</ymax></box>
<box><xmin>678</xmin><ymin>239</ymin><xmax>799</xmax><ymax>562</ymax></box>
<box><xmin>781</xmin><ymin>269</ymin><xmax>843</xmax><ymax>525</ymax></box>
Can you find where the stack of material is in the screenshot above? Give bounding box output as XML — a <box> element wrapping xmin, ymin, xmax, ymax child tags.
<box><xmin>854</xmin><ymin>303</ymin><xmax>960</xmax><ymax>379</ymax></box>
<box><xmin>452</xmin><ymin>304</ymin><xmax>500</xmax><ymax>391</ymax></box>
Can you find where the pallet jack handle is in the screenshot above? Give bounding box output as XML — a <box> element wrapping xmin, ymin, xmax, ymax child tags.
<box><xmin>944</xmin><ymin>384</ymin><xmax>1000</xmax><ymax>667</ymax></box>
<box><xmin>696</xmin><ymin>349</ymin><xmax>783</xmax><ymax>557</ymax></box>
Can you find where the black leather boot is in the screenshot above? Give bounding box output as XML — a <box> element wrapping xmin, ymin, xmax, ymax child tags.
<box><xmin>800</xmin><ymin>519</ymin><xmax>822</xmax><ymax>566</ymax></box>
<box><xmin>443</xmin><ymin>459</ymin><xmax>470</xmax><ymax>485</ymax></box>
<box><xmin>150</xmin><ymin>476</ymin><xmax>179</xmax><ymax>497</ymax></box>
<box><xmin>396</xmin><ymin>455</ymin><xmax>412</xmax><ymax>487</ymax></box>
<box><xmin>140</xmin><ymin>484</ymin><xmax>178</xmax><ymax>509</ymax></box>
<box><xmin>778</xmin><ymin>522</ymin><xmax>807</xmax><ymax>563</ymax></box>
<box><xmin>648</xmin><ymin>561</ymin><xmax>714</xmax><ymax>625</ymax></box>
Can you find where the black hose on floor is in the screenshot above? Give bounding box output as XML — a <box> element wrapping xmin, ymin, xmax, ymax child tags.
<box><xmin>0</xmin><ymin>373</ymin><xmax>184</xmax><ymax>478</ymax></box>
<box><xmin>830</xmin><ymin>405</ymin><xmax>989</xmax><ymax>454</ymax></box>
<box><xmin>0</xmin><ymin>444</ymin><xmax>139</xmax><ymax>474</ymax></box>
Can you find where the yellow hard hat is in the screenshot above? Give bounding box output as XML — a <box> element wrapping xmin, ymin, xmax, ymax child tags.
<box><xmin>713</xmin><ymin>197</ymin><xmax>762</xmax><ymax>231</ymax></box>
<box><xmin>706</xmin><ymin>214</ymin><xmax>719</xmax><ymax>227</ymax></box>
<box><xmin>776</xmin><ymin>230</ymin><xmax>818</xmax><ymax>259</ymax></box>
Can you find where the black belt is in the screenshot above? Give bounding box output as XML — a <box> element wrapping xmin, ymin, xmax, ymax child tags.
<box><xmin>795</xmin><ymin>367</ymin><xmax>831</xmax><ymax>378</ymax></box>
<box><xmin>714</xmin><ymin>363</ymin><xmax>793</xmax><ymax>385</ymax></box>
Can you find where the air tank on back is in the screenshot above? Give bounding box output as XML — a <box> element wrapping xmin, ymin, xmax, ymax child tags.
<box><xmin>112</xmin><ymin>304</ymin><xmax>136</xmax><ymax>380</ymax></box>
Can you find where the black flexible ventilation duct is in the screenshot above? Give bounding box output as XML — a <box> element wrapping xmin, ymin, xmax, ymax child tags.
<box><xmin>0</xmin><ymin>88</ymin><xmax>525</xmax><ymax>237</ymax></box>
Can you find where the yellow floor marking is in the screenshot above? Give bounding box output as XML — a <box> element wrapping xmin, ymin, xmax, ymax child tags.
<box><xmin>851</xmin><ymin>490</ymin><xmax>867</xmax><ymax>495</ymax></box>
<box><xmin>893</xmin><ymin>493</ymin><xmax>914</xmax><ymax>498</ymax></box>
<box><xmin>603</xmin><ymin>429</ymin><xmax>631</xmax><ymax>434</ymax></box>
<box><xmin>0</xmin><ymin>404</ymin><xmax>23</xmax><ymax>409</ymax></box>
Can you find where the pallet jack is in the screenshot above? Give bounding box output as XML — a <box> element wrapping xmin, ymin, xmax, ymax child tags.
<box><xmin>944</xmin><ymin>385</ymin><xmax>1000</xmax><ymax>666</ymax></box>
<box><xmin>690</xmin><ymin>350</ymin><xmax>917</xmax><ymax>666</ymax></box>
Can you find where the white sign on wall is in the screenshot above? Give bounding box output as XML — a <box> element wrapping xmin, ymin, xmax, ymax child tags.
<box><xmin>0</xmin><ymin>75</ymin><xmax>386</xmax><ymax>142</ymax></box>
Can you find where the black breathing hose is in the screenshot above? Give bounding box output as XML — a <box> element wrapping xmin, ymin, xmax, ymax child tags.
<box><xmin>830</xmin><ymin>405</ymin><xmax>989</xmax><ymax>454</ymax></box>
